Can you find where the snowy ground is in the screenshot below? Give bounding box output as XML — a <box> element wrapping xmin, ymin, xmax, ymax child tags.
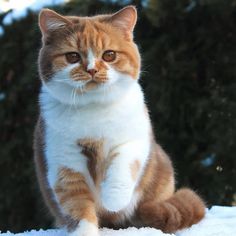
<box><xmin>1</xmin><ymin>206</ymin><xmax>236</xmax><ymax>236</ymax></box>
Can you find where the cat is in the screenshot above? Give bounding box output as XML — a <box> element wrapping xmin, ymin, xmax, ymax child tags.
<box><xmin>34</xmin><ymin>5</ymin><xmax>205</xmax><ymax>236</ymax></box>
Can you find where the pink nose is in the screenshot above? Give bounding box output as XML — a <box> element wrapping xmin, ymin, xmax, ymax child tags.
<box><xmin>87</xmin><ymin>69</ymin><xmax>98</xmax><ymax>77</ymax></box>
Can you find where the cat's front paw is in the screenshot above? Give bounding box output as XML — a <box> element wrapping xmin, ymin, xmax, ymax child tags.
<box><xmin>100</xmin><ymin>181</ymin><xmax>134</xmax><ymax>212</ymax></box>
<box><xmin>68</xmin><ymin>220</ymin><xmax>99</xmax><ymax>236</ymax></box>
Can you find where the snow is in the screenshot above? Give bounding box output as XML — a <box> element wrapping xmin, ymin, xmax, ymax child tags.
<box><xmin>1</xmin><ymin>206</ymin><xmax>236</xmax><ymax>236</ymax></box>
<box><xmin>0</xmin><ymin>0</ymin><xmax>67</xmax><ymax>25</ymax></box>
<box><xmin>0</xmin><ymin>0</ymin><xmax>67</xmax><ymax>35</ymax></box>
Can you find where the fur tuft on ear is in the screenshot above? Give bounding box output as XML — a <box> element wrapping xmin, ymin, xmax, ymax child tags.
<box><xmin>110</xmin><ymin>6</ymin><xmax>137</xmax><ymax>33</ymax></box>
<box><xmin>39</xmin><ymin>9</ymin><xmax>72</xmax><ymax>35</ymax></box>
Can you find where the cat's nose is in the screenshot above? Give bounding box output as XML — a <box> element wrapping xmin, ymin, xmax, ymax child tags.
<box><xmin>87</xmin><ymin>68</ymin><xmax>98</xmax><ymax>77</ymax></box>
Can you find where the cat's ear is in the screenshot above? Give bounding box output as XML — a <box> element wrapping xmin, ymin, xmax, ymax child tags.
<box><xmin>109</xmin><ymin>6</ymin><xmax>137</xmax><ymax>37</ymax></box>
<box><xmin>39</xmin><ymin>9</ymin><xmax>72</xmax><ymax>35</ymax></box>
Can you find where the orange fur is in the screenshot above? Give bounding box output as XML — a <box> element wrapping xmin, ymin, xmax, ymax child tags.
<box><xmin>136</xmin><ymin>188</ymin><xmax>205</xmax><ymax>233</ymax></box>
<box><xmin>77</xmin><ymin>138</ymin><xmax>119</xmax><ymax>186</ymax></box>
<box><xmin>34</xmin><ymin>117</ymin><xmax>75</xmax><ymax>228</ymax></box>
<box><xmin>34</xmin><ymin>6</ymin><xmax>206</xmax><ymax>234</ymax></box>
<box><xmin>34</xmin><ymin>117</ymin><xmax>205</xmax><ymax>232</ymax></box>
<box><xmin>55</xmin><ymin>167</ymin><xmax>98</xmax><ymax>225</ymax></box>
<box><xmin>78</xmin><ymin>138</ymin><xmax>104</xmax><ymax>184</ymax></box>
<box><xmin>130</xmin><ymin>160</ymin><xmax>141</xmax><ymax>181</ymax></box>
<box><xmin>38</xmin><ymin>9</ymin><xmax>140</xmax><ymax>84</ymax></box>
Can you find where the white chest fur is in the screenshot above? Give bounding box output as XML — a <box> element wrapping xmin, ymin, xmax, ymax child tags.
<box><xmin>40</xmin><ymin>83</ymin><xmax>150</xmax><ymax>144</ymax></box>
<box><xmin>40</xmin><ymin>82</ymin><xmax>151</xmax><ymax>212</ymax></box>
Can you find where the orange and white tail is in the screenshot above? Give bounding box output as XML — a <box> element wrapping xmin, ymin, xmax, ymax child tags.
<box><xmin>137</xmin><ymin>188</ymin><xmax>205</xmax><ymax>233</ymax></box>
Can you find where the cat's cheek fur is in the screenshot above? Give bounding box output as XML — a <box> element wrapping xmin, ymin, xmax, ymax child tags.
<box><xmin>106</xmin><ymin>66</ymin><xmax>123</xmax><ymax>84</ymax></box>
<box><xmin>42</xmin><ymin>63</ymin><xmax>84</xmax><ymax>105</ymax></box>
<box><xmin>68</xmin><ymin>219</ymin><xmax>99</xmax><ymax>236</ymax></box>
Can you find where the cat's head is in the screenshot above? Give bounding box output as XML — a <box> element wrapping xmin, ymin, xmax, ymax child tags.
<box><xmin>38</xmin><ymin>6</ymin><xmax>141</xmax><ymax>105</ymax></box>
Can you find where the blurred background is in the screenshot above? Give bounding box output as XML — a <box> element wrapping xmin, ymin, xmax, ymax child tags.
<box><xmin>0</xmin><ymin>0</ymin><xmax>235</xmax><ymax>233</ymax></box>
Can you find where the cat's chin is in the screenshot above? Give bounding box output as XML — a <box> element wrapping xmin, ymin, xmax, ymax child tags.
<box><xmin>81</xmin><ymin>80</ymin><xmax>106</xmax><ymax>93</ymax></box>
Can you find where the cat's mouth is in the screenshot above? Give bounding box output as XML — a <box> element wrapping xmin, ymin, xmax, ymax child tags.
<box><xmin>84</xmin><ymin>80</ymin><xmax>99</xmax><ymax>91</ymax></box>
<box><xmin>74</xmin><ymin>78</ymin><xmax>109</xmax><ymax>93</ymax></box>
<box><xmin>60</xmin><ymin>76</ymin><xmax>109</xmax><ymax>93</ymax></box>
<box><xmin>75</xmin><ymin>76</ymin><xmax>108</xmax><ymax>84</ymax></box>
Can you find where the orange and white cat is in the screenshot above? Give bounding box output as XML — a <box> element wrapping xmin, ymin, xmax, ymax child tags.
<box><xmin>34</xmin><ymin>6</ymin><xmax>205</xmax><ymax>236</ymax></box>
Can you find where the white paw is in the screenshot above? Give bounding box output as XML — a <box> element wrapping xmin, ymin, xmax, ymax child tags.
<box><xmin>100</xmin><ymin>180</ymin><xmax>134</xmax><ymax>212</ymax></box>
<box><xmin>68</xmin><ymin>220</ymin><xmax>99</xmax><ymax>236</ymax></box>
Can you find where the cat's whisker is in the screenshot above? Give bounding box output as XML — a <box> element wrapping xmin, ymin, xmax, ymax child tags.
<box><xmin>53</xmin><ymin>80</ymin><xmax>71</xmax><ymax>84</ymax></box>
<box><xmin>69</xmin><ymin>88</ymin><xmax>73</xmax><ymax>111</ymax></box>
<box><xmin>107</xmin><ymin>83</ymin><xmax>112</xmax><ymax>94</ymax></box>
<box><xmin>78</xmin><ymin>85</ymin><xmax>84</xmax><ymax>98</ymax></box>
<box><xmin>102</xmin><ymin>83</ymin><xmax>107</xmax><ymax>101</ymax></box>
<box><xmin>69</xmin><ymin>87</ymin><xmax>76</xmax><ymax>111</ymax></box>
<box><xmin>74</xmin><ymin>85</ymin><xmax>78</xmax><ymax>107</ymax></box>
<box><xmin>140</xmin><ymin>71</ymin><xmax>148</xmax><ymax>76</ymax></box>
<box><xmin>73</xmin><ymin>87</ymin><xmax>77</xmax><ymax>108</ymax></box>
<box><xmin>71</xmin><ymin>87</ymin><xmax>75</xmax><ymax>108</ymax></box>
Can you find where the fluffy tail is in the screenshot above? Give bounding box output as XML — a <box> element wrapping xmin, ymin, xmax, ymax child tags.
<box><xmin>136</xmin><ymin>188</ymin><xmax>205</xmax><ymax>233</ymax></box>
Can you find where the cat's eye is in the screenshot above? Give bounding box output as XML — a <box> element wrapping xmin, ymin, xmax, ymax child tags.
<box><xmin>102</xmin><ymin>50</ymin><xmax>116</xmax><ymax>62</ymax></box>
<box><xmin>65</xmin><ymin>52</ymin><xmax>81</xmax><ymax>64</ymax></box>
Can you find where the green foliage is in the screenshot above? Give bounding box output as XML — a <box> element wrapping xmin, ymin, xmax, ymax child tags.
<box><xmin>0</xmin><ymin>0</ymin><xmax>235</xmax><ymax>232</ymax></box>
<box><xmin>140</xmin><ymin>0</ymin><xmax>236</xmax><ymax>207</ymax></box>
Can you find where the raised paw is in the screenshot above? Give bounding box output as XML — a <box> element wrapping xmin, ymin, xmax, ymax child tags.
<box><xmin>100</xmin><ymin>180</ymin><xmax>134</xmax><ymax>212</ymax></box>
<box><xmin>68</xmin><ymin>220</ymin><xmax>99</xmax><ymax>236</ymax></box>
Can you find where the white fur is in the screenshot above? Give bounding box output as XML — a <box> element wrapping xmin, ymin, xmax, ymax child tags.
<box><xmin>117</xmin><ymin>191</ymin><xmax>141</xmax><ymax>224</ymax></box>
<box><xmin>100</xmin><ymin>139</ymin><xmax>149</xmax><ymax>212</ymax></box>
<box><xmin>46</xmin><ymin>21</ymin><xmax>66</xmax><ymax>31</ymax></box>
<box><xmin>87</xmin><ymin>49</ymin><xmax>96</xmax><ymax>70</ymax></box>
<box><xmin>40</xmin><ymin>63</ymin><xmax>151</xmax><ymax>215</ymax></box>
<box><xmin>68</xmin><ymin>220</ymin><xmax>99</xmax><ymax>236</ymax></box>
